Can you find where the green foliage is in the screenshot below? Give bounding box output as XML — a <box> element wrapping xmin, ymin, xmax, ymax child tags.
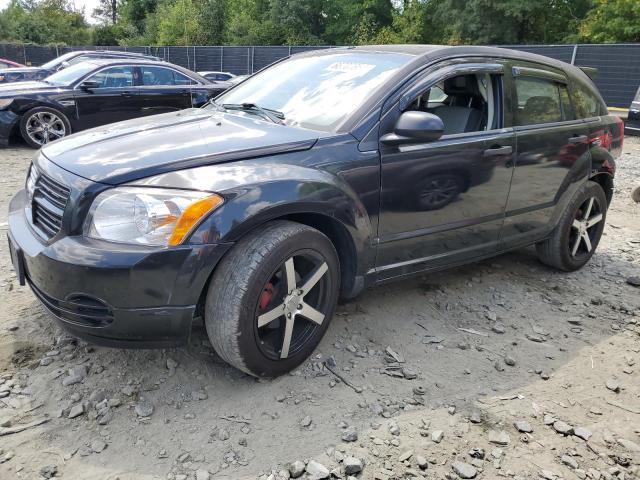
<box><xmin>579</xmin><ymin>0</ymin><xmax>640</xmax><ymax>42</ymax></box>
<box><xmin>0</xmin><ymin>0</ymin><xmax>91</xmax><ymax>45</ymax></box>
<box><xmin>0</xmin><ymin>0</ymin><xmax>638</xmax><ymax>47</ymax></box>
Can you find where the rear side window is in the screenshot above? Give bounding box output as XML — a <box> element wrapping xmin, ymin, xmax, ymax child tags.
<box><xmin>140</xmin><ymin>66</ymin><xmax>194</xmax><ymax>86</ymax></box>
<box><xmin>173</xmin><ymin>71</ymin><xmax>194</xmax><ymax>85</ymax></box>
<box><xmin>141</xmin><ymin>66</ymin><xmax>176</xmax><ymax>85</ymax></box>
<box><xmin>514</xmin><ymin>76</ymin><xmax>574</xmax><ymax>126</ymax></box>
<box><xmin>572</xmin><ymin>82</ymin><xmax>604</xmax><ymax>118</ymax></box>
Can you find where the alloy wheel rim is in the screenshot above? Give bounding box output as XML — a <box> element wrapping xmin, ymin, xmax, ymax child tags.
<box><xmin>254</xmin><ymin>252</ymin><xmax>330</xmax><ymax>360</ymax></box>
<box><xmin>420</xmin><ymin>177</ymin><xmax>459</xmax><ymax>206</ymax></box>
<box><xmin>569</xmin><ymin>196</ymin><xmax>604</xmax><ymax>258</ymax></box>
<box><xmin>26</xmin><ymin>112</ymin><xmax>66</xmax><ymax>145</ymax></box>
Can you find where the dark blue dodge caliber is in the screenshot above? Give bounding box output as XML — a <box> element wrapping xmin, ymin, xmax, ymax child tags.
<box><xmin>7</xmin><ymin>46</ymin><xmax>623</xmax><ymax>377</ymax></box>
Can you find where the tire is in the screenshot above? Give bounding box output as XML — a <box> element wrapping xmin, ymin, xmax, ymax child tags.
<box><xmin>204</xmin><ymin>220</ymin><xmax>340</xmax><ymax>377</ymax></box>
<box><xmin>19</xmin><ymin>106</ymin><xmax>71</xmax><ymax>149</ymax></box>
<box><xmin>536</xmin><ymin>181</ymin><xmax>608</xmax><ymax>271</ymax></box>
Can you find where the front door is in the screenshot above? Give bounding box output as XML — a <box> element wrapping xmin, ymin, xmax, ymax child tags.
<box><xmin>74</xmin><ymin>65</ymin><xmax>140</xmax><ymax>129</ymax></box>
<box><xmin>501</xmin><ymin>64</ymin><xmax>591</xmax><ymax>247</ymax></box>
<box><xmin>376</xmin><ymin>63</ymin><xmax>515</xmax><ymax>281</ymax></box>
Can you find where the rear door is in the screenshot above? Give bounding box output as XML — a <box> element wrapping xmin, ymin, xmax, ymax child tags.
<box><xmin>501</xmin><ymin>64</ymin><xmax>591</xmax><ymax>247</ymax></box>
<box><xmin>137</xmin><ymin>65</ymin><xmax>193</xmax><ymax>116</ymax></box>
<box><xmin>74</xmin><ymin>65</ymin><xmax>141</xmax><ymax>129</ymax></box>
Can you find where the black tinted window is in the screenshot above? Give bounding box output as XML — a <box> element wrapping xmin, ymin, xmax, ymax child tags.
<box><xmin>88</xmin><ymin>66</ymin><xmax>135</xmax><ymax>88</ymax></box>
<box><xmin>173</xmin><ymin>71</ymin><xmax>194</xmax><ymax>85</ymax></box>
<box><xmin>573</xmin><ymin>82</ymin><xmax>604</xmax><ymax>118</ymax></box>
<box><xmin>141</xmin><ymin>66</ymin><xmax>175</xmax><ymax>85</ymax></box>
<box><xmin>514</xmin><ymin>77</ymin><xmax>569</xmax><ymax>126</ymax></box>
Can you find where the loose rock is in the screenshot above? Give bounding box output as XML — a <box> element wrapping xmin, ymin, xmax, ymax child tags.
<box><xmin>488</xmin><ymin>430</ymin><xmax>510</xmax><ymax>445</ymax></box>
<box><xmin>288</xmin><ymin>460</ymin><xmax>305</xmax><ymax>478</ymax></box>
<box><xmin>452</xmin><ymin>461</ymin><xmax>477</xmax><ymax>479</ymax></box>
<box><xmin>343</xmin><ymin>456</ymin><xmax>363</xmax><ymax>475</ymax></box>
<box><xmin>305</xmin><ymin>460</ymin><xmax>330</xmax><ymax>479</ymax></box>
<box><xmin>514</xmin><ymin>420</ymin><xmax>533</xmax><ymax>433</ymax></box>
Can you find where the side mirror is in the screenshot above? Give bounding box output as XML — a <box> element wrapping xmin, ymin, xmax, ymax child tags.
<box><xmin>381</xmin><ymin>111</ymin><xmax>444</xmax><ymax>146</ymax></box>
<box><xmin>80</xmin><ymin>80</ymin><xmax>100</xmax><ymax>91</ymax></box>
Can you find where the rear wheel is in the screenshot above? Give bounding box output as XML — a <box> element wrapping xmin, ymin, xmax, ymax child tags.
<box><xmin>204</xmin><ymin>220</ymin><xmax>340</xmax><ymax>377</ymax></box>
<box><xmin>19</xmin><ymin>107</ymin><xmax>70</xmax><ymax>148</ymax></box>
<box><xmin>536</xmin><ymin>181</ymin><xmax>607</xmax><ymax>271</ymax></box>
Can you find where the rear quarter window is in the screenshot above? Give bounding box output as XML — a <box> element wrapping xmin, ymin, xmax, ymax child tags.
<box><xmin>572</xmin><ymin>81</ymin><xmax>606</xmax><ymax>118</ymax></box>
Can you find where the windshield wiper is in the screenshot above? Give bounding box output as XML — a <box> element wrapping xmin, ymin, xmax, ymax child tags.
<box><xmin>220</xmin><ymin>102</ymin><xmax>285</xmax><ymax>124</ymax></box>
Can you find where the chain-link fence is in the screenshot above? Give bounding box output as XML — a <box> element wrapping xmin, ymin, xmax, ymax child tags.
<box><xmin>1</xmin><ymin>43</ymin><xmax>639</xmax><ymax>107</ymax></box>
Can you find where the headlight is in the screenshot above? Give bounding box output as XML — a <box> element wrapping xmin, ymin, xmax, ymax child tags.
<box><xmin>0</xmin><ymin>98</ymin><xmax>13</xmax><ymax>109</ymax></box>
<box><xmin>84</xmin><ymin>187</ymin><xmax>224</xmax><ymax>246</ymax></box>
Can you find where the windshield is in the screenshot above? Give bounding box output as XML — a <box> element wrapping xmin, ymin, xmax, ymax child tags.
<box><xmin>213</xmin><ymin>52</ymin><xmax>412</xmax><ymax>132</ymax></box>
<box><xmin>45</xmin><ymin>62</ymin><xmax>97</xmax><ymax>86</ymax></box>
<box><xmin>41</xmin><ymin>52</ymin><xmax>78</xmax><ymax>70</ymax></box>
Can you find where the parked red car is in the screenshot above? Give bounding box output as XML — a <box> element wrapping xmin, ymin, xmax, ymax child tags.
<box><xmin>0</xmin><ymin>58</ymin><xmax>25</xmax><ymax>69</ymax></box>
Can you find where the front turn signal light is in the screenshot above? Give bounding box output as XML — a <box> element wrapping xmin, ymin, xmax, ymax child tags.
<box><xmin>168</xmin><ymin>194</ymin><xmax>224</xmax><ymax>246</ymax></box>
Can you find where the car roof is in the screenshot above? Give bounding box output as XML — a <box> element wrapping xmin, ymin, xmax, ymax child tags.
<box><xmin>83</xmin><ymin>58</ymin><xmax>173</xmax><ymax>67</ymax></box>
<box><xmin>67</xmin><ymin>50</ymin><xmax>157</xmax><ymax>58</ymax></box>
<box><xmin>299</xmin><ymin>44</ymin><xmax>581</xmax><ymax>75</ymax></box>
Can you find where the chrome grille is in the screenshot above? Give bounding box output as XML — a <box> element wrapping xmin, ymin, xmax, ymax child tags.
<box><xmin>29</xmin><ymin>166</ymin><xmax>70</xmax><ymax>240</ymax></box>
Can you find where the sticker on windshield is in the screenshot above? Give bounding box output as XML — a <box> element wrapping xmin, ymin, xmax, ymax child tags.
<box><xmin>326</xmin><ymin>62</ymin><xmax>375</xmax><ymax>75</ymax></box>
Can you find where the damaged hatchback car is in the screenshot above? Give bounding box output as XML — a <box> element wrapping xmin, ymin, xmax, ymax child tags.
<box><xmin>8</xmin><ymin>45</ymin><xmax>623</xmax><ymax>377</ymax></box>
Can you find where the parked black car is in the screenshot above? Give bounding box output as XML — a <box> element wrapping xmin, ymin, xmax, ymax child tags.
<box><xmin>0</xmin><ymin>59</ymin><xmax>225</xmax><ymax>148</ymax></box>
<box><xmin>626</xmin><ymin>85</ymin><xmax>640</xmax><ymax>135</ymax></box>
<box><xmin>197</xmin><ymin>71</ymin><xmax>235</xmax><ymax>82</ymax></box>
<box><xmin>7</xmin><ymin>45</ymin><xmax>623</xmax><ymax>377</ymax></box>
<box><xmin>0</xmin><ymin>50</ymin><xmax>161</xmax><ymax>84</ymax></box>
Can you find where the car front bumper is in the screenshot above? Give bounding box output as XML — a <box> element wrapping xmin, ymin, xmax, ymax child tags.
<box><xmin>8</xmin><ymin>188</ymin><xmax>232</xmax><ymax>348</ymax></box>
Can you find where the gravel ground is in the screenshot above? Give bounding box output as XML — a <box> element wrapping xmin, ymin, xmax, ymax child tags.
<box><xmin>0</xmin><ymin>139</ymin><xmax>638</xmax><ymax>480</ymax></box>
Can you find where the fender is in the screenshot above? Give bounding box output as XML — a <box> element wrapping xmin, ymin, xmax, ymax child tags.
<box><xmin>132</xmin><ymin>153</ymin><xmax>378</xmax><ymax>286</ymax></box>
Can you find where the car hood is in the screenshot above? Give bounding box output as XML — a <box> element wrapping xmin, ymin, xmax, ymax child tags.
<box><xmin>42</xmin><ymin>108</ymin><xmax>325</xmax><ymax>185</ymax></box>
<box><xmin>0</xmin><ymin>81</ymin><xmax>63</xmax><ymax>96</ymax></box>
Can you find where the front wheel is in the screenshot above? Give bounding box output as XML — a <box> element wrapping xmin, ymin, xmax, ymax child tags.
<box><xmin>19</xmin><ymin>107</ymin><xmax>71</xmax><ymax>148</ymax></box>
<box><xmin>204</xmin><ymin>220</ymin><xmax>340</xmax><ymax>377</ymax></box>
<box><xmin>536</xmin><ymin>181</ymin><xmax>608</xmax><ymax>271</ymax></box>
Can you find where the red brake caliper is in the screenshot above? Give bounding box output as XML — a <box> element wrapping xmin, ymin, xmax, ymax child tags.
<box><xmin>259</xmin><ymin>282</ymin><xmax>275</xmax><ymax>311</ymax></box>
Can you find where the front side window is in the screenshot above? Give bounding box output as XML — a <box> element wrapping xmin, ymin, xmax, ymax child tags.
<box><xmin>407</xmin><ymin>72</ymin><xmax>502</xmax><ymax>135</ymax></box>
<box><xmin>514</xmin><ymin>76</ymin><xmax>568</xmax><ymax>126</ymax></box>
<box><xmin>88</xmin><ymin>66</ymin><xmax>135</xmax><ymax>88</ymax></box>
<box><xmin>214</xmin><ymin>52</ymin><xmax>412</xmax><ymax>132</ymax></box>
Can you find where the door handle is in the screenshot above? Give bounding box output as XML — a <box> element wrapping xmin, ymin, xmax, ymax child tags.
<box><xmin>568</xmin><ymin>135</ymin><xmax>588</xmax><ymax>144</ymax></box>
<box><xmin>482</xmin><ymin>146</ymin><xmax>513</xmax><ymax>157</ymax></box>
<box><xmin>120</xmin><ymin>91</ymin><xmax>134</xmax><ymax>97</ymax></box>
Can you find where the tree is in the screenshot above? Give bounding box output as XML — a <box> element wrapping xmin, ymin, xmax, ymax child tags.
<box><xmin>433</xmin><ymin>0</ymin><xmax>592</xmax><ymax>45</ymax></box>
<box><xmin>0</xmin><ymin>0</ymin><xmax>91</xmax><ymax>45</ymax></box>
<box><xmin>324</xmin><ymin>0</ymin><xmax>394</xmax><ymax>45</ymax></box>
<box><xmin>579</xmin><ymin>0</ymin><xmax>640</xmax><ymax>42</ymax></box>
<box><xmin>93</xmin><ymin>0</ymin><xmax>118</xmax><ymax>24</ymax></box>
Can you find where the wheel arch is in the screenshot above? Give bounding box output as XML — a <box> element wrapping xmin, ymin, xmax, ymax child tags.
<box><xmin>589</xmin><ymin>171</ymin><xmax>614</xmax><ymax>206</ymax></box>
<box><xmin>193</xmin><ymin>210</ymin><xmax>364</xmax><ymax>319</ymax></box>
